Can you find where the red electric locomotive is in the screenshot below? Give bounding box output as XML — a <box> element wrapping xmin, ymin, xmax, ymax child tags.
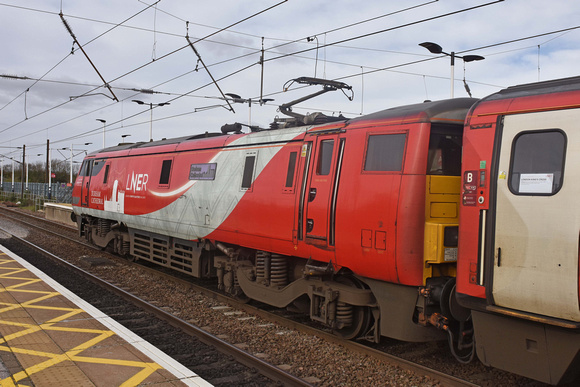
<box><xmin>72</xmin><ymin>76</ymin><xmax>580</xmax><ymax>385</ymax></box>
<box><xmin>72</xmin><ymin>96</ymin><xmax>474</xmax><ymax>345</ymax></box>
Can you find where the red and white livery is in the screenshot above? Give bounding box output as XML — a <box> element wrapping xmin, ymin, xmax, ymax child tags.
<box><xmin>73</xmin><ymin>76</ymin><xmax>580</xmax><ymax>385</ymax></box>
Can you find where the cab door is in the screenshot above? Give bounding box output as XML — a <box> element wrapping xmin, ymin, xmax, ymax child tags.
<box><xmin>79</xmin><ymin>159</ymin><xmax>93</xmax><ymax>207</ymax></box>
<box><xmin>304</xmin><ymin>132</ymin><xmax>345</xmax><ymax>247</ymax></box>
<box><xmin>492</xmin><ymin>109</ymin><xmax>580</xmax><ymax>321</ymax></box>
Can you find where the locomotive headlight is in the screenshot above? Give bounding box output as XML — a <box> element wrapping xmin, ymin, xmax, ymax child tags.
<box><xmin>444</xmin><ymin>226</ymin><xmax>458</xmax><ymax>247</ymax></box>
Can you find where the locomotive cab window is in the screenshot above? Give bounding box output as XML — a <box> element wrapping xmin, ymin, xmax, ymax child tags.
<box><xmin>427</xmin><ymin>125</ymin><xmax>462</xmax><ymax>176</ymax></box>
<box><xmin>427</xmin><ymin>124</ymin><xmax>463</xmax><ymax>176</ymax></box>
<box><xmin>363</xmin><ymin>133</ymin><xmax>406</xmax><ymax>172</ymax></box>
<box><xmin>508</xmin><ymin>129</ymin><xmax>566</xmax><ymax>195</ymax></box>
<box><xmin>78</xmin><ymin>160</ymin><xmax>89</xmax><ymax>177</ymax></box>
<box><xmin>159</xmin><ymin>159</ymin><xmax>173</xmax><ymax>186</ymax></box>
<box><xmin>91</xmin><ymin>159</ymin><xmax>107</xmax><ymax>177</ymax></box>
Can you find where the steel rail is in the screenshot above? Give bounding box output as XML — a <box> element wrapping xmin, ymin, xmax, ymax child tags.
<box><xmin>0</xmin><ymin>205</ymin><xmax>478</xmax><ymax>386</ymax></box>
<box><xmin>0</xmin><ymin>223</ymin><xmax>312</xmax><ymax>387</ymax></box>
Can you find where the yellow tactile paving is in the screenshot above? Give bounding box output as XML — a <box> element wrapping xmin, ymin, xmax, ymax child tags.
<box><xmin>0</xmin><ymin>249</ymin><xmax>210</xmax><ymax>386</ymax></box>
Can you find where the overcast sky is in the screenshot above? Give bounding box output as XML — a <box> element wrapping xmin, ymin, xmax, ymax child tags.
<box><xmin>1</xmin><ymin>0</ymin><xmax>579</xmax><ymax>163</ymax></box>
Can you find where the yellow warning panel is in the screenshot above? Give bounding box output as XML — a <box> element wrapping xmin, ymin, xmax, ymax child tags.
<box><xmin>0</xmin><ymin>249</ymin><xmax>208</xmax><ymax>386</ymax></box>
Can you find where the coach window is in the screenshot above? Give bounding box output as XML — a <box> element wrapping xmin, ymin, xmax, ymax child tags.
<box><xmin>364</xmin><ymin>133</ymin><xmax>406</xmax><ymax>171</ymax></box>
<box><xmin>508</xmin><ymin>129</ymin><xmax>566</xmax><ymax>195</ymax></box>
<box><xmin>316</xmin><ymin>140</ymin><xmax>334</xmax><ymax>175</ymax></box>
<box><xmin>159</xmin><ymin>159</ymin><xmax>173</xmax><ymax>185</ymax></box>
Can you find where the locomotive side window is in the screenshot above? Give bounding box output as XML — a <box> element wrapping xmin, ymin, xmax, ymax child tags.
<box><xmin>159</xmin><ymin>159</ymin><xmax>173</xmax><ymax>185</ymax></box>
<box><xmin>364</xmin><ymin>133</ymin><xmax>406</xmax><ymax>171</ymax></box>
<box><xmin>508</xmin><ymin>129</ymin><xmax>566</xmax><ymax>195</ymax></box>
<box><xmin>285</xmin><ymin>151</ymin><xmax>298</xmax><ymax>188</ymax></box>
<box><xmin>316</xmin><ymin>140</ymin><xmax>334</xmax><ymax>175</ymax></box>
<box><xmin>103</xmin><ymin>164</ymin><xmax>110</xmax><ymax>184</ymax></box>
<box><xmin>241</xmin><ymin>152</ymin><xmax>257</xmax><ymax>190</ymax></box>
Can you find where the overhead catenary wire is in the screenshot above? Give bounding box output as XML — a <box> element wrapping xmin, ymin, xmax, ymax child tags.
<box><xmin>0</xmin><ymin>1</ymin><xmax>161</xmax><ymax>114</ymax></box>
<box><xmin>140</xmin><ymin>0</ymin><xmax>440</xmax><ymax>54</ymax></box>
<box><xmin>0</xmin><ymin>0</ymin><xmax>288</xmax><ymax>141</ymax></box>
<box><xmin>4</xmin><ymin>8</ymin><xmax>577</xmax><ymax>140</ymax></box>
<box><xmin>3</xmin><ymin>20</ymin><xmax>577</xmax><ymax>146</ymax></box>
<box><xmin>0</xmin><ymin>0</ymin><xmax>577</xmax><ymax>150</ymax></box>
<box><xmin>0</xmin><ymin>1</ymin><xmax>291</xmax><ymax>146</ymax></box>
<box><xmin>0</xmin><ymin>1</ymin><xmax>447</xmax><ymax>64</ymax></box>
<box><xmin>0</xmin><ymin>0</ymin><xmax>494</xmax><ymax>105</ymax></box>
<box><xmin>0</xmin><ymin>0</ymin><xmax>163</xmax><ymax>126</ymax></box>
<box><xmin>0</xmin><ymin>0</ymin><xmax>499</xmax><ymax>134</ymax></box>
<box><xmin>58</xmin><ymin>12</ymin><xmax>119</xmax><ymax>102</ymax></box>
<box><xmin>186</xmin><ymin>22</ymin><xmax>235</xmax><ymax>113</ymax></box>
<box><xmin>264</xmin><ymin>0</ymin><xmax>506</xmax><ymax>64</ymax></box>
<box><xmin>0</xmin><ymin>54</ymin><xmax>71</xmax><ymax>114</ymax></box>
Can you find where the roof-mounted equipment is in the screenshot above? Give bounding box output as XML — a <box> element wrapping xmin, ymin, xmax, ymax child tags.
<box><xmin>275</xmin><ymin>77</ymin><xmax>354</xmax><ymax>127</ymax></box>
<box><xmin>221</xmin><ymin>122</ymin><xmax>265</xmax><ymax>134</ymax></box>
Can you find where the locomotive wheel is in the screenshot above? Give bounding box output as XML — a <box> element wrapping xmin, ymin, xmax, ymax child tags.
<box><xmin>332</xmin><ymin>276</ymin><xmax>372</xmax><ymax>340</ymax></box>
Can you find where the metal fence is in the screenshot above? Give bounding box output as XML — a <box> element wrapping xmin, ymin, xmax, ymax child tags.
<box><xmin>0</xmin><ymin>182</ymin><xmax>73</xmax><ymax>208</ymax></box>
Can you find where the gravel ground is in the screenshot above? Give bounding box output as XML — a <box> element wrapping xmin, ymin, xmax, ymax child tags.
<box><xmin>87</xmin><ymin>264</ymin><xmax>444</xmax><ymax>386</ymax></box>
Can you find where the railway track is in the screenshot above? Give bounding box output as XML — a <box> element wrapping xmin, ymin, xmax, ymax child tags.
<box><xmin>0</xmin><ymin>223</ymin><xmax>310</xmax><ymax>386</ymax></box>
<box><xmin>0</xmin><ymin>205</ymin><xmax>543</xmax><ymax>386</ymax></box>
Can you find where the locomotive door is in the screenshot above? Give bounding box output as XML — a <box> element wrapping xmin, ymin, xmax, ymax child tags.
<box><xmin>492</xmin><ymin>109</ymin><xmax>580</xmax><ymax>321</ymax></box>
<box><xmin>304</xmin><ymin>133</ymin><xmax>344</xmax><ymax>246</ymax></box>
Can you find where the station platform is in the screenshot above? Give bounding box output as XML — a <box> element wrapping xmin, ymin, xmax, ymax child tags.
<box><xmin>44</xmin><ymin>203</ymin><xmax>76</xmax><ymax>227</ymax></box>
<box><xmin>0</xmin><ymin>245</ymin><xmax>212</xmax><ymax>386</ymax></box>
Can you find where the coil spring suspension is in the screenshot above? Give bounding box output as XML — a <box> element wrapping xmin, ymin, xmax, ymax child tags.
<box><xmin>335</xmin><ymin>302</ymin><xmax>353</xmax><ymax>328</ymax></box>
<box><xmin>122</xmin><ymin>240</ymin><xmax>130</xmax><ymax>255</ymax></box>
<box><xmin>270</xmin><ymin>254</ymin><xmax>288</xmax><ymax>287</ymax></box>
<box><xmin>255</xmin><ymin>251</ymin><xmax>270</xmax><ymax>285</ymax></box>
<box><xmin>97</xmin><ymin>218</ymin><xmax>111</xmax><ymax>237</ymax></box>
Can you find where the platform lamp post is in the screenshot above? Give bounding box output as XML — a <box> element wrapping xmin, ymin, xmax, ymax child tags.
<box><xmin>132</xmin><ymin>100</ymin><xmax>170</xmax><ymax>142</ymax></box>
<box><xmin>47</xmin><ymin>148</ymin><xmax>51</xmax><ymax>199</ymax></box>
<box><xmin>47</xmin><ymin>148</ymin><xmax>59</xmax><ymax>199</ymax></box>
<box><xmin>419</xmin><ymin>42</ymin><xmax>484</xmax><ymax>98</ymax></box>
<box><xmin>25</xmin><ymin>154</ymin><xmax>43</xmax><ymax>191</ymax></box>
<box><xmin>96</xmin><ymin>119</ymin><xmax>106</xmax><ymax>148</ymax></box>
<box><xmin>0</xmin><ymin>156</ymin><xmax>6</xmax><ymax>188</ymax></box>
<box><xmin>11</xmin><ymin>158</ymin><xmax>14</xmax><ymax>192</ymax></box>
<box><xmin>7</xmin><ymin>147</ymin><xmax>23</xmax><ymax>195</ymax></box>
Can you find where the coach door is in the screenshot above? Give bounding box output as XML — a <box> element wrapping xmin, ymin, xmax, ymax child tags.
<box><xmin>492</xmin><ymin>109</ymin><xmax>580</xmax><ymax>321</ymax></box>
<box><xmin>304</xmin><ymin>132</ymin><xmax>345</xmax><ymax>247</ymax></box>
